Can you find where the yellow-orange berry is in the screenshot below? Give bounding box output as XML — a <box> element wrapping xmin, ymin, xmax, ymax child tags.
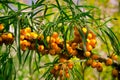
<box><xmin>91</xmin><ymin>61</ymin><xmax>97</xmax><ymax>68</ymax></box>
<box><xmin>59</xmin><ymin>58</ymin><xmax>67</xmax><ymax>63</ymax></box>
<box><xmin>84</xmin><ymin>51</ymin><xmax>91</xmax><ymax>57</ymax></box>
<box><xmin>91</xmin><ymin>54</ymin><xmax>99</xmax><ymax>60</ymax></box>
<box><xmin>20</xmin><ymin>35</ymin><xmax>25</xmax><ymax>40</ymax></box>
<box><xmin>59</xmin><ymin>69</ymin><xmax>63</xmax><ymax>76</ymax></box>
<box><xmin>54</xmin><ymin>65</ymin><xmax>59</xmax><ymax>71</ymax></box>
<box><xmin>7</xmin><ymin>33</ymin><xmax>13</xmax><ymax>39</ymax></box>
<box><xmin>38</xmin><ymin>45</ymin><xmax>44</xmax><ymax>52</ymax></box>
<box><xmin>71</xmin><ymin>42</ymin><xmax>77</xmax><ymax>49</ymax></box>
<box><xmin>67</xmin><ymin>62</ymin><xmax>73</xmax><ymax>69</ymax></box>
<box><xmin>97</xmin><ymin>66</ymin><xmax>103</xmax><ymax>72</ymax></box>
<box><xmin>0</xmin><ymin>24</ymin><xmax>4</xmax><ymax>31</ymax></box>
<box><xmin>87</xmin><ymin>33</ymin><xmax>92</xmax><ymax>39</ymax></box>
<box><xmin>105</xmin><ymin>58</ymin><xmax>113</xmax><ymax>66</ymax></box>
<box><xmin>90</xmin><ymin>39</ymin><xmax>96</xmax><ymax>47</ymax></box>
<box><xmin>52</xmin><ymin>32</ymin><xmax>58</xmax><ymax>38</ymax></box>
<box><xmin>49</xmin><ymin>49</ymin><xmax>56</xmax><ymax>55</ymax></box>
<box><xmin>71</xmin><ymin>50</ymin><xmax>78</xmax><ymax>56</ymax></box>
<box><xmin>82</xmin><ymin>27</ymin><xmax>87</xmax><ymax>34</ymax></box>
<box><xmin>51</xmin><ymin>42</ymin><xmax>58</xmax><ymax>49</ymax></box>
<box><xmin>86</xmin><ymin>59</ymin><xmax>93</xmax><ymax>66</ymax></box>
<box><xmin>25</xmin><ymin>27</ymin><xmax>31</xmax><ymax>33</ymax></box>
<box><xmin>111</xmin><ymin>54</ymin><xmax>118</xmax><ymax>61</ymax></box>
<box><xmin>30</xmin><ymin>32</ymin><xmax>38</xmax><ymax>39</ymax></box>
<box><xmin>112</xmin><ymin>68</ymin><xmax>118</xmax><ymax>77</ymax></box>
<box><xmin>55</xmin><ymin>38</ymin><xmax>61</xmax><ymax>44</ymax></box>
<box><xmin>65</xmin><ymin>72</ymin><xmax>70</xmax><ymax>78</ymax></box>
<box><xmin>86</xmin><ymin>44</ymin><xmax>93</xmax><ymax>51</ymax></box>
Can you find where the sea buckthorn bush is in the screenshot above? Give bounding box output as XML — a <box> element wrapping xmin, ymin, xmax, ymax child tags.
<box><xmin>0</xmin><ymin>0</ymin><xmax>120</xmax><ymax>80</ymax></box>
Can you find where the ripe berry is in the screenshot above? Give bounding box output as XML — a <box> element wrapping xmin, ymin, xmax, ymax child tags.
<box><xmin>91</xmin><ymin>54</ymin><xmax>99</xmax><ymax>60</ymax></box>
<box><xmin>112</xmin><ymin>68</ymin><xmax>118</xmax><ymax>77</ymax></box>
<box><xmin>111</xmin><ymin>54</ymin><xmax>118</xmax><ymax>61</ymax></box>
<box><xmin>91</xmin><ymin>61</ymin><xmax>97</xmax><ymax>68</ymax></box>
<box><xmin>38</xmin><ymin>45</ymin><xmax>44</xmax><ymax>52</ymax></box>
<box><xmin>82</xmin><ymin>27</ymin><xmax>87</xmax><ymax>34</ymax></box>
<box><xmin>71</xmin><ymin>42</ymin><xmax>77</xmax><ymax>49</ymax></box>
<box><xmin>84</xmin><ymin>51</ymin><xmax>91</xmax><ymax>57</ymax></box>
<box><xmin>87</xmin><ymin>33</ymin><xmax>92</xmax><ymax>39</ymax></box>
<box><xmin>25</xmin><ymin>27</ymin><xmax>31</xmax><ymax>33</ymax></box>
<box><xmin>54</xmin><ymin>65</ymin><xmax>59</xmax><ymax>71</ymax></box>
<box><xmin>0</xmin><ymin>24</ymin><xmax>4</xmax><ymax>31</ymax></box>
<box><xmin>90</xmin><ymin>39</ymin><xmax>96</xmax><ymax>47</ymax></box>
<box><xmin>52</xmin><ymin>32</ymin><xmax>58</xmax><ymax>38</ymax></box>
<box><xmin>49</xmin><ymin>49</ymin><xmax>56</xmax><ymax>55</ymax></box>
<box><xmin>105</xmin><ymin>58</ymin><xmax>113</xmax><ymax>66</ymax></box>
<box><xmin>65</xmin><ymin>72</ymin><xmax>70</xmax><ymax>78</ymax></box>
<box><xmin>67</xmin><ymin>61</ymin><xmax>73</xmax><ymax>69</ymax></box>
<box><xmin>86</xmin><ymin>44</ymin><xmax>93</xmax><ymax>51</ymax></box>
<box><xmin>86</xmin><ymin>59</ymin><xmax>93</xmax><ymax>66</ymax></box>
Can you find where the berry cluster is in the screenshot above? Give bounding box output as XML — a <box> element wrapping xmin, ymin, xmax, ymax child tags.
<box><xmin>0</xmin><ymin>24</ymin><xmax>14</xmax><ymax>45</ymax></box>
<box><xmin>50</xmin><ymin>58</ymin><xmax>73</xmax><ymax>79</ymax></box>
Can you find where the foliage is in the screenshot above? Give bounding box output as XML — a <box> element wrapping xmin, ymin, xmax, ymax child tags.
<box><xmin>0</xmin><ymin>0</ymin><xmax>120</xmax><ymax>80</ymax></box>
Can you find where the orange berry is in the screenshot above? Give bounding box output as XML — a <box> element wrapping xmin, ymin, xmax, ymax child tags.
<box><xmin>25</xmin><ymin>27</ymin><xmax>31</xmax><ymax>33</ymax></box>
<box><xmin>72</xmin><ymin>50</ymin><xmax>78</xmax><ymax>56</ymax></box>
<box><xmin>67</xmin><ymin>62</ymin><xmax>73</xmax><ymax>69</ymax></box>
<box><xmin>84</xmin><ymin>51</ymin><xmax>91</xmax><ymax>57</ymax></box>
<box><xmin>51</xmin><ymin>37</ymin><xmax>56</xmax><ymax>43</ymax></box>
<box><xmin>97</xmin><ymin>66</ymin><xmax>103</xmax><ymax>72</ymax></box>
<box><xmin>49</xmin><ymin>49</ymin><xmax>56</xmax><ymax>55</ymax></box>
<box><xmin>21</xmin><ymin>45</ymin><xmax>27</xmax><ymax>51</ymax></box>
<box><xmin>52</xmin><ymin>32</ymin><xmax>58</xmax><ymax>38</ymax></box>
<box><xmin>96</xmin><ymin>62</ymin><xmax>102</xmax><ymax>68</ymax></box>
<box><xmin>0</xmin><ymin>24</ymin><xmax>4</xmax><ymax>31</ymax></box>
<box><xmin>91</xmin><ymin>54</ymin><xmax>99</xmax><ymax>60</ymax></box>
<box><xmin>91</xmin><ymin>61</ymin><xmax>97</xmax><ymax>68</ymax></box>
<box><xmin>1</xmin><ymin>33</ymin><xmax>7</xmax><ymax>40</ymax></box>
<box><xmin>71</xmin><ymin>42</ymin><xmax>77</xmax><ymax>49</ymax></box>
<box><xmin>54</xmin><ymin>65</ymin><xmax>59</xmax><ymax>71</ymax></box>
<box><xmin>55</xmin><ymin>47</ymin><xmax>61</xmax><ymax>53</ymax></box>
<box><xmin>86</xmin><ymin>59</ymin><xmax>93</xmax><ymax>66</ymax></box>
<box><xmin>46</xmin><ymin>36</ymin><xmax>50</xmax><ymax>43</ymax></box>
<box><xmin>30</xmin><ymin>32</ymin><xmax>38</xmax><ymax>39</ymax></box>
<box><xmin>87</xmin><ymin>39</ymin><xmax>90</xmax><ymax>44</ymax></box>
<box><xmin>112</xmin><ymin>68</ymin><xmax>118</xmax><ymax>77</ymax></box>
<box><xmin>59</xmin><ymin>58</ymin><xmax>67</xmax><ymax>63</ymax></box>
<box><xmin>111</xmin><ymin>54</ymin><xmax>118</xmax><ymax>61</ymax></box>
<box><xmin>65</xmin><ymin>72</ymin><xmax>70</xmax><ymax>78</ymax></box>
<box><xmin>55</xmin><ymin>38</ymin><xmax>61</xmax><ymax>44</ymax></box>
<box><xmin>51</xmin><ymin>42</ymin><xmax>58</xmax><ymax>49</ymax></box>
<box><xmin>59</xmin><ymin>69</ymin><xmax>63</xmax><ymax>76</ymax></box>
<box><xmin>86</xmin><ymin>44</ymin><xmax>93</xmax><ymax>51</ymax></box>
<box><xmin>87</xmin><ymin>33</ymin><xmax>92</xmax><ymax>39</ymax></box>
<box><xmin>38</xmin><ymin>45</ymin><xmax>44</xmax><ymax>52</ymax></box>
<box><xmin>90</xmin><ymin>39</ymin><xmax>96</xmax><ymax>47</ymax></box>
<box><xmin>105</xmin><ymin>58</ymin><xmax>113</xmax><ymax>66</ymax></box>
<box><xmin>7</xmin><ymin>33</ymin><xmax>13</xmax><ymax>39</ymax></box>
<box><xmin>20</xmin><ymin>40</ymin><xmax>29</xmax><ymax>46</ymax></box>
<box><xmin>62</xmin><ymin>64</ymin><xmax>67</xmax><ymax>69</ymax></box>
<box><xmin>67</xmin><ymin>46</ymin><xmax>73</xmax><ymax>54</ymax></box>
<box><xmin>20</xmin><ymin>35</ymin><xmax>25</xmax><ymax>40</ymax></box>
<box><xmin>82</xmin><ymin>27</ymin><xmax>87</xmax><ymax>34</ymax></box>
